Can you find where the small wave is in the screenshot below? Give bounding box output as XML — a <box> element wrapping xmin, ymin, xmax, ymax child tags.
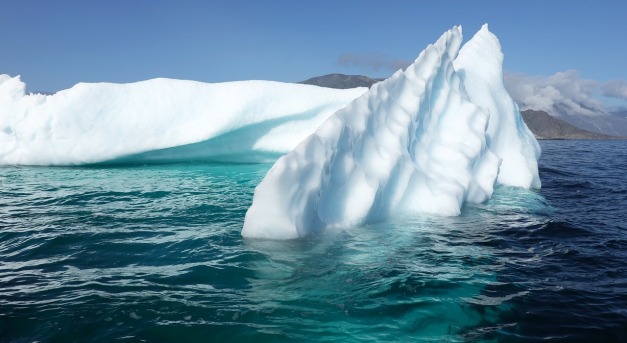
<box><xmin>529</xmin><ymin>220</ymin><xmax>594</xmax><ymax>238</ymax></box>
<box><xmin>538</xmin><ymin>165</ymin><xmax>577</xmax><ymax>177</ymax></box>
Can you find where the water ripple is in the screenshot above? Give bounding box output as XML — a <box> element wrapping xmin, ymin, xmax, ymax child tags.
<box><xmin>1</xmin><ymin>141</ymin><xmax>626</xmax><ymax>342</ymax></box>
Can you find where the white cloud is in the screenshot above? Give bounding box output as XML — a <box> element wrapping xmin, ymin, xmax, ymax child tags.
<box><xmin>504</xmin><ymin>70</ymin><xmax>609</xmax><ymax>117</ymax></box>
<box><xmin>601</xmin><ymin>79</ymin><xmax>627</xmax><ymax>100</ymax></box>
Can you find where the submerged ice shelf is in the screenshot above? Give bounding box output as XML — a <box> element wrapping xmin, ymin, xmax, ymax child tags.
<box><xmin>242</xmin><ymin>25</ymin><xmax>541</xmax><ymax>239</ymax></box>
<box><xmin>0</xmin><ymin>76</ymin><xmax>365</xmax><ymax>165</ymax></box>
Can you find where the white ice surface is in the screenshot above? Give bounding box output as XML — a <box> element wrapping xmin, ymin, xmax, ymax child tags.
<box><xmin>242</xmin><ymin>25</ymin><xmax>541</xmax><ymax>239</ymax></box>
<box><xmin>0</xmin><ymin>75</ymin><xmax>365</xmax><ymax>165</ymax></box>
<box><xmin>454</xmin><ymin>25</ymin><xmax>541</xmax><ymax>189</ymax></box>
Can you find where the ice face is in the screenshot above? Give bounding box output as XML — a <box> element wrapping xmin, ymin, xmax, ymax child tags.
<box><xmin>454</xmin><ymin>24</ymin><xmax>541</xmax><ymax>189</ymax></box>
<box><xmin>0</xmin><ymin>76</ymin><xmax>365</xmax><ymax>165</ymax></box>
<box><xmin>242</xmin><ymin>25</ymin><xmax>541</xmax><ymax>239</ymax></box>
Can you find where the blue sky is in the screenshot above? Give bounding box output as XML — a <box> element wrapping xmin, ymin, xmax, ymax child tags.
<box><xmin>1</xmin><ymin>0</ymin><xmax>626</xmax><ymax>98</ymax></box>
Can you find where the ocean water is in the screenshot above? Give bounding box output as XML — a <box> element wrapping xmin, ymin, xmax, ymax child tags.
<box><xmin>0</xmin><ymin>140</ymin><xmax>625</xmax><ymax>342</ymax></box>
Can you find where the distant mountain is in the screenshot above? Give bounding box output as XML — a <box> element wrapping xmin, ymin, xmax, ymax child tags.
<box><xmin>305</xmin><ymin>74</ymin><xmax>626</xmax><ymax>137</ymax></box>
<box><xmin>300</xmin><ymin>74</ymin><xmax>382</xmax><ymax>89</ymax></box>
<box><xmin>299</xmin><ymin>74</ymin><xmax>625</xmax><ymax>140</ymax></box>
<box><xmin>520</xmin><ymin>110</ymin><xmax>623</xmax><ymax>139</ymax></box>
<box><xmin>554</xmin><ymin>110</ymin><xmax>627</xmax><ymax>137</ymax></box>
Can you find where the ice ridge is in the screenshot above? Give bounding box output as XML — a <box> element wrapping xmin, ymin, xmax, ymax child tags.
<box><xmin>242</xmin><ymin>25</ymin><xmax>541</xmax><ymax>239</ymax></box>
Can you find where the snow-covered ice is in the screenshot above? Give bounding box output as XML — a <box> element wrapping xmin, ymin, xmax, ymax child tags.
<box><xmin>242</xmin><ymin>25</ymin><xmax>541</xmax><ymax>239</ymax></box>
<box><xmin>0</xmin><ymin>76</ymin><xmax>365</xmax><ymax>165</ymax></box>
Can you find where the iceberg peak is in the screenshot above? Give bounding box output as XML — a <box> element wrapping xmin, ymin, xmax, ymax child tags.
<box><xmin>242</xmin><ymin>25</ymin><xmax>540</xmax><ymax>239</ymax></box>
<box><xmin>455</xmin><ymin>25</ymin><xmax>541</xmax><ymax>188</ymax></box>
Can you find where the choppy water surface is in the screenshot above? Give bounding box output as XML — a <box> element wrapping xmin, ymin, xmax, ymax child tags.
<box><xmin>0</xmin><ymin>140</ymin><xmax>625</xmax><ymax>342</ymax></box>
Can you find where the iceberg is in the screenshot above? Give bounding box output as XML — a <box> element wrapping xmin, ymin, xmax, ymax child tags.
<box><xmin>0</xmin><ymin>75</ymin><xmax>365</xmax><ymax>165</ymax></box>
<box><xmin>454</xmin><ymin>26</ymin><xmax>541</xmax><ymax>189</ymax></box>
<box><xmin>242</xmin><ymin>25</ymin><xmax>541</xmax><ymax>239</ymax></box>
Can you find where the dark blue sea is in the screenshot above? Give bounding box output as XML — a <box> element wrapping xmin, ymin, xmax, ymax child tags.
<box><xmin>0</xmin><ymin>140</ymin><xmax>625</xmax><ymax>342</ymax></box>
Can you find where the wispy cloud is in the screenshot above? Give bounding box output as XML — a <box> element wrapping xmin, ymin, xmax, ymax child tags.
<box><xmin>337</xmin><ymin>53</ymin><xmax>412</xmax><ymax>73</ymax></box>
<box><xmin>504</xmin><ymin>70</ymin><xmax>609</xmax><ymax>117</ymax></box>
<box><xmin>601</xmin><ymin>79</ymin><xmax>627</xmax><ymax>101</ymax></box>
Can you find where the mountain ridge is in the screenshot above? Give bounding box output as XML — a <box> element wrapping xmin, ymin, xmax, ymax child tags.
<box><xmin>300</xmin><ymin>73</ymin><xmax>382</xmax><ymax>89</ymax></box>
<box><xmin>520</xmin><ymin>110</ymin><xmax>623</xmax><ymax>140</ymax></box>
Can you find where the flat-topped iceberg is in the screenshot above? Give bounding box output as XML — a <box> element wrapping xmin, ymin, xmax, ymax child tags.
<box><xmin>242</xmin><ymin>25</ymin><xmax>541</xmax><ymax>239</ymax></box>
<box><xmin>0</xmin><ymin>76</ymin><xmax>365</xmax><ymax>165</ymax></box>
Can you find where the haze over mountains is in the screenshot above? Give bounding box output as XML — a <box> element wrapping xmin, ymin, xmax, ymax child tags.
<box><xmin>519</xmin><ymin>110</ymin><xmax>620</xmax><ymax>139</ymax></box>
<box><xmin>300</xmin><ymin>74</ymin><xmax>626</xmax><ymax>140</ymax></box>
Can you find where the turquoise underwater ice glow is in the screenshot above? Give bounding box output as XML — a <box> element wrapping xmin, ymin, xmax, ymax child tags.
<box><xmin>243</xmin><ymin>25</ymin><xmax>540</xmax><ymax>239</ymax></box>
<box><xmin>0</xmin><ymin>162</ymin><xmax>530</xmax><ymax>341</ymax></box>
<box><xmin>0</xmin><ymin>20</ymin><xmax>627</xmax><ymax>342</ymax></box>
<box><xmin>1</xmin><ymin>140</ymin><xmax>626</xmax><ymax>341</ymax></box>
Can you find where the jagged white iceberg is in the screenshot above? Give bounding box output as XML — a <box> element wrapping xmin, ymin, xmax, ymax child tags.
<box><xmin>242</xmin><ymin>25</ymin><xmax>541</xmax><ymax>239</ymax></box>
<box><xmin>0</xmin><ymin>75</ymin><xmax>365</xmax><ymax>165</ymax></box>
<box><xmin>454</xmin><ymin>26</ymin><xmax>541</xmax><ymax>189</ymax></box>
